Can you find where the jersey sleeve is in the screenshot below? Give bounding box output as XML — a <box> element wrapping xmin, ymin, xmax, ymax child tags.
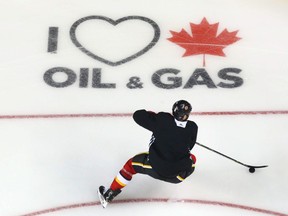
<box><xmin>188</xmin><ymin>122</ymin><xmax>198</xmax><ymax>151</ymax></box>
<box><xmin>133</xmin><ymin>109</ymin><xmax>157</xmax><ymax>132</ymax></box>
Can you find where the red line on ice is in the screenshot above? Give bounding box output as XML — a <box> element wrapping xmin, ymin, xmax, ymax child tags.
<box><xmin>21</xmin><ymin>198</ymin><xmax>288</xmax><ymax>216</ymax></box>
<box><xmin>1</xmin><ymin>110</ymin><xmax>288</xmax><ymax>119</ymax></box>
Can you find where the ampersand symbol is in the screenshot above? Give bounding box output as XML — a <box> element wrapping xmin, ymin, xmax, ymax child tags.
<box><xmin>126</xmin><ymin>76</ymin><xmax>143</xmax><ymax>89</ymax></box>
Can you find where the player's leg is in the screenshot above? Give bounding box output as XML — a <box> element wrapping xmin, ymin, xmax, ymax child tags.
<box><xmin>99</xmin><ymin>152</ymin><xmax>196</xmax><ymax>205</ymax></box>
<box><xmin>98</xmin><ymin>157</ymin><xmax>137</xmax><ymax>205</ymax></box>
<box><xmin>110</xmin><ymin>158</ymin><xmax>137</xmax><ymax>191</ymax></box>
<box><xmin>131</xmin><ymin>152</ymin><xmax>162</xmax><ymax>179</ymax></box>
<box><xmin>132</xmin><ymin>152</ymin><xmax>196</xmax><ymax>183</ymax></box>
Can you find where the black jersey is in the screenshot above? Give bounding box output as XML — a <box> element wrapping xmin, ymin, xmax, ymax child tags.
<box><xmin>133</xmin><ymin>109</ymin><xmax>198</xmax><ymax>177</ymax></box>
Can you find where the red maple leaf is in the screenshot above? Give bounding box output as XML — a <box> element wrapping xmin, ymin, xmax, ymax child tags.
<box><xmin>168</xmin><ymin>18</ymin><xmax>241</xmax><ymax>66</ymax></box>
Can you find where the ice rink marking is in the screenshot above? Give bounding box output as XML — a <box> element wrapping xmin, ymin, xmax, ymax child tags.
<box><xmin>21</xmin><ymin>198</ymin><xmax>288</xmax><ymax>216</ymax></box>
<box><xmin>1</xmin><ymin>110</ymin><xmax>288</xmax><ymax>120</ymax></box>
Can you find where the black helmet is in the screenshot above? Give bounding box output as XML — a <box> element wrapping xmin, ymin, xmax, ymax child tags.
<box><xmin>172</xmin><ymin>100</ymin><xmax>192</xmax><ymax>121</ymax></box>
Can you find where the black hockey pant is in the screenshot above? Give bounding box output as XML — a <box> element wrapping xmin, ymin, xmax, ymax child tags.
<box><xmin>131</xmin><ymin>152</ymin><xmax>195</xmax><ymax>184</ymax></box>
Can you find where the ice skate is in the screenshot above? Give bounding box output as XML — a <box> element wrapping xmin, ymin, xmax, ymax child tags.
<box><xmin>97</xmin><ymin>186</ymin><xmax>121</xmax><ymax>208</ymax></box>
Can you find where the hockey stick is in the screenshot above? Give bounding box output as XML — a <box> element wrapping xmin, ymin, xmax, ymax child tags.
<box><xmin>195</xmin><ymin>142</ymin><xmax>268</xmax><ymax>173</ymax></box>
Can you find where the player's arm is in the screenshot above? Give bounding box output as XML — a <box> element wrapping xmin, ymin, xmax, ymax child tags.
<box><xmin>133</xmin><ymin>109</ymin><xmax>157</xmax><ymax>131</ymax></box>
<box><xmin>189</xmin><ymin>123</ymin><xmax>198</xmax><ymax>151</ymax></box>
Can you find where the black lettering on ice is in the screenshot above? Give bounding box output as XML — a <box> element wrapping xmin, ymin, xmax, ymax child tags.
<box><xmin>184</xmin><ymin>69</ymin><xmax>217</xmax><ymax>88</ymax></box>
<box><xmin>47</xmin><ymin>27</ymin><xmax>59</xmax><ymax>53</ymax></box>
<box><xmin>79</xmin><ymin>68</ymin><xmax>89</xmax><ymax>88</ymax></box>
<box><xmin>217</xmin><ymin>68</ymin><xmax>243</xmax><ymax>88</ymax></box>
<box><xmin>151</xmin><ymin>68</ymin><xmax>182</xmax><ymax>89</ymax></box>
<box><xmin>126</xmin><ymin>77</ymin><xmax>143</xmax><ymax>89</ymax></box>
<box><xmin>44</xmin><ymin>67</ymin><xmax>76</xmax><ymax>88</ymax></box>
<box><xmin>92</xmin><ymin>68</ymin><xmax>116</xmax><ymax>88</ymax></box>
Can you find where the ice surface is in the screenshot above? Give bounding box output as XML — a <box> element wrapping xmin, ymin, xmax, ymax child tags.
<box><xmin>0</xmin><ymin>116</ymin><xmax>287</xmax><ymax>215</ymax></box>
<box><xmin>0</xmin><ymin>0</ymin><xmax>287</xmax><ymax>215</ymax></box>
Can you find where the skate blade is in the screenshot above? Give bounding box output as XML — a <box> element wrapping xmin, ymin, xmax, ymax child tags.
<box><xmin>97</xmin><ymin>188</ymin><xmax>108</xmax><ymax>208</ymax></box>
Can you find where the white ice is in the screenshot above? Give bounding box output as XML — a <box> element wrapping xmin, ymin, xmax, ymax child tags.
<box><xmin>0</xmin><ymin>0</ymin><xmax>288</xmax><ymax>215</ymax></box>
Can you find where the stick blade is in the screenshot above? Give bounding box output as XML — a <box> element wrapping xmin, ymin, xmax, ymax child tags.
<box><xmin>247</xmin><ymin>165</ymin><xmax>269</xmax><ymax>169</ymax></box>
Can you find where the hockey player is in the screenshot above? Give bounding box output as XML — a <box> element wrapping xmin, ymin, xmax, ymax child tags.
<box><xmin>98</xmin><ymin>100</ymin><xmax>198</xmax><ymax>208</ymax></box>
